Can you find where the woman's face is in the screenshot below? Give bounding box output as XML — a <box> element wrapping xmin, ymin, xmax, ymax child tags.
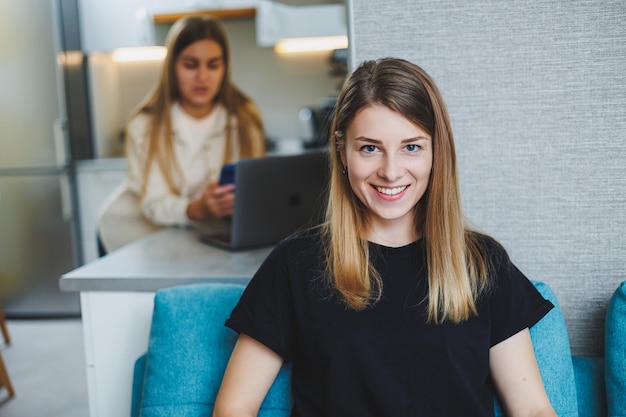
<box><xmin>340</xmin><ymin>104</ymin><xmax>433</xmax><ymax>241</ymax></box>
<box><xmin>175</xmin><ymin>39</ymin><xmax>225</xmax><ymax>118</ymax></box>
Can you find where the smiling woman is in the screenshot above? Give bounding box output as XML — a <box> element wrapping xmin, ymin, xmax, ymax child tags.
<box><xmin>212</xmin><ymin>58</ymin><xmax>558</xmax><ymax>417</ymax></box>
<box><xmin>97</xmin><ymin>15</ymin><xmax>266</xmax><ymax>254</ymax></box>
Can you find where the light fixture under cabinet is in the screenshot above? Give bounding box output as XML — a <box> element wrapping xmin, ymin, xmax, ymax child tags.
<box><xmin>111</xmin><ymin>46</ymin><xmax>167</xmax><ymax>62</ymax></box>
<box><xmin>275</xmin><ymin>35</ymin><xmax>348</xmax><ymax>54</ymax></box>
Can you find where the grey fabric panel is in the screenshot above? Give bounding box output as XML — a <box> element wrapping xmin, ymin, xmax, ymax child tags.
<box><xmin>349</xmin><ymin>0</ymin><xmax>626</xmax><ymax>356</ymax></box>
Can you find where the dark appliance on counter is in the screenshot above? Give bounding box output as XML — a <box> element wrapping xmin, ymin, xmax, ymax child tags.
<box><xmin>300</xmin><ymin>97</ymin><xmax>337</xmax><ymax>149</ymax></box>
<box><xmin>299</xmin><ymin>48</ymin><xmax>345</xmax><ymax>149</ymax></box>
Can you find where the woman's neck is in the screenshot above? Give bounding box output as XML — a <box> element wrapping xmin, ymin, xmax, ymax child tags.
<box><xmin>178</xmin><ymin>101</ymin><xmax>214</xmax><ymax>119</ymax></box>
<box><xmin>367</xmin><ymin>218</ymin><xmax>418</xmax><ymax>248</ymax></box>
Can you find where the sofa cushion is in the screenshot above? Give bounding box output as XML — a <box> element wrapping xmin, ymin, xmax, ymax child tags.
<box><xmin>495</xmin><ymin>281</ymin><xmax>578</xmax><ymax>417</ymax></box>
<box><xmin>138</xmin><ymin>283</ymin><xmax>292</xmax><ymax>417</ymax></box>
<box><xmin>606</xmin><ymin>281</ymin><xmax>626</xmax><ymax>417</ymax></box>
<box><xmin>572</xmin><ymin>356</ymin><xmax>607</xmax><ymax>417</ymax></box>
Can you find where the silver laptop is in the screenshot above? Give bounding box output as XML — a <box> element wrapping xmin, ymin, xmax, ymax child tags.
<box><xmin>197</xmin><ymin>150</ymin><xmax>329</xmax><ymax>250</ymax></box>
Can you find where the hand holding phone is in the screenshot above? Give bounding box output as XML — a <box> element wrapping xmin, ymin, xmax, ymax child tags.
<box><xmin>218</xmin><ymin>163</ymin><xmax>236</xmax><ymax>186</ymax></box>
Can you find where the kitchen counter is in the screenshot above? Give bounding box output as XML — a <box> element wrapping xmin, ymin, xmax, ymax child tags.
<box><xmin>60</xmin><ymin>227</ymin><xmax>273</xmax><ymax>417</ymax></box>
<box><xmin>60</xmin><ymin>227</ymin><xmax>272</xmax><ymax>291</ymax></box>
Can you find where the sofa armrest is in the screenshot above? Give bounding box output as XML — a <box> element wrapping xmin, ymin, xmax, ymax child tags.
<box><xmin>606</xmin><ymin>281</ymin><xmax>626</xmax><ymax>417</ymax></box>
<box><xmin>133</xmin><ymin>283</ymin><xmax>292</xmax><ymax>417</ymax></box>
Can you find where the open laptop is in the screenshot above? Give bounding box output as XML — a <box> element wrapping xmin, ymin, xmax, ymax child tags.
<box><xmin>197</xmin><ymin>150</ymin><xmax>329</xmax><ymax>250</ymax></box>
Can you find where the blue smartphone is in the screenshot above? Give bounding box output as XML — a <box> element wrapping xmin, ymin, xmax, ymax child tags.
<box><xmin>218</xmin><ymin>163</ymin><xmax>236</xmax><ymax>186</ymax></box>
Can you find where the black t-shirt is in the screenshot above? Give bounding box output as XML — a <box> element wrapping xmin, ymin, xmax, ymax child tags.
<box><xmin>226</xmin><ymin>228</ymin><xmax>553</xmax><ymax>417</ymax></box>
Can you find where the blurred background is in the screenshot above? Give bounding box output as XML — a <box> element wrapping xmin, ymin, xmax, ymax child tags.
<box><xmin>0</xmin><ymin>0</ymin><xmax>347</xmax><ymax>318</ymax></box>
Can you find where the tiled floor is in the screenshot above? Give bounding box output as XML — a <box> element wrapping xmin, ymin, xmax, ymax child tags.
<box><xmin>0</xmin><ymin>319</ymin><xmax>89</xmax><ymax>417</ymax></box>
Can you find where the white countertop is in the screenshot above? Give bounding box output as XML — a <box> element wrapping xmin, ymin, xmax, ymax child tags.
<box><xmin>60</xmin><ymin>228</ymin><xmax>273</xmax><ymax>292</ymax></box>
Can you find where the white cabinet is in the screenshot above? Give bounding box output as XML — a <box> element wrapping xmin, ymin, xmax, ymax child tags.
<box><xmin>77</xmin><ymin>0</ymin><xmax>261</xmax><ymax>52</ymax></box>
<box><xmin>79</xmin><ymin>0</ymin><xmax>155</xmax><ymax>52</ymax></box>
<box><xmin>80</xmin><ymin>291</ymin><xmax>155</xmax><ymax>417</ymax></box>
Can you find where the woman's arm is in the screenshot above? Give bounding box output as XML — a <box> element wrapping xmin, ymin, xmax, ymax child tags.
<box><xmin>213</xmin><ymin>333</ymin><xmax>284</xmax><ymax>417</ymax></box>
<box><xmin>125</xmin><ymin>118</ymin><xmax>191</xmax><ymax>226</ymax></box>
<box><xmin>490</xmin><ymin>328</ymin><xmax>557</xmax><ymax>417</ymax></box>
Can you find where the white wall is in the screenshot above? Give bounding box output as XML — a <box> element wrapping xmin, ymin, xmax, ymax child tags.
<box><xmin>88</xmin><ymin>54</ymin><xmax>162</xmax><ymax>158</ymax></box>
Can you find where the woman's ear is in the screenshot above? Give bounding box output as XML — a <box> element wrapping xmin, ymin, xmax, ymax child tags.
<box><xmin>335</xmin><ymin>131</ymin><xmax>348</xmax><ymax>171</ymax></box>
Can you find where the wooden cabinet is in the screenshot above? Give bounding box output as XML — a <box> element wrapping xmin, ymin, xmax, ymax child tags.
<box><xmin>153</xmin><ymin>7</ymin><xmax>256</xmax><ymax>24</ymax></box>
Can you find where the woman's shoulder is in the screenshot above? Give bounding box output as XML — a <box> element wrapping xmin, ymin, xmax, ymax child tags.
<box><xmin>466</xmin><ymin>230</ymin><xmax>511</xmax><ymax>272</ymax></box>
<box><xmin>268</xmin><ymin>226</ymin><xmax>325</xmax><ymax>264</ymax></box>
<box><xmin>126</xmin><ymin>112</ymin><xmax>152</xmax><ymax>143</ymax></box>
<box><xmin>250</xmin><ymin>226</ymin><xmax>325</xmax><ymax>291</ymax></box>
<box><xmin>278</xmin><ymin>226</ymin><xmax>323</xmax><ymax>251</ymax></box>
<box><xmin>467</xmin><ymin>229</ymin><xmax>506</xmax><ymax>253</ymax></box>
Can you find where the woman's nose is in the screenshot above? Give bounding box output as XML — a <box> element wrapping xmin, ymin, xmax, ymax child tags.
<box><xmin>197</xmin><ymin>66</ymin><xmax>210</xmax><ymax>80</ymax></box>
<box><xmin>378</xmin><ymin>155</ymin><xmax>403</xmax><ymax>181</ymax></box>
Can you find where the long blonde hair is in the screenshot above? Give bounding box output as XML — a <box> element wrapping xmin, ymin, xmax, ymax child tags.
<box><xmin>323</xmin><ymin>58</ymin><xmax>490</xmax><ymax>323</ymax></box>
<box><xmin>127</xmin><ymin>15</ymin><xmax>265</xmax><ymax>196</ymax></box>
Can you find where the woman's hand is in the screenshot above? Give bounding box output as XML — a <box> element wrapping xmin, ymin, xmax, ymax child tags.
<box><xmin>186</xmin><ymin>181</ymin><xmax>235</xmax><ymax>220</ymax></box>
<box><xmin>202</xmin><ymin>181</ymin><xmax>235</xmax><ymax>218</ymax></box>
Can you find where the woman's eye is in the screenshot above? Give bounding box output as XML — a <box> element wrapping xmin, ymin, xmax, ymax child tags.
<box><xmin>361</xmin><ymin>144</ymin><xmax>378</xmax><ymax>153</ymax></box>
<box><xmin>405</xmin><ymin>144</ymin><xmax>421</xmax><ymax>152</ymax></box>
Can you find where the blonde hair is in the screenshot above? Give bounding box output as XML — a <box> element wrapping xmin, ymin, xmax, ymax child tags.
<box><xmin>126</xmin><ymin>15</ymin><xmax>265</xmax><ymax>196</ymax></box>
<box><xmin>323</xmin><ymin>58</ymin><xmax>490</xmax><ymax>323</ymax></box>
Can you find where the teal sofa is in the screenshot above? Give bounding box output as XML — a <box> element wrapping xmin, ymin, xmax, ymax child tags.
<box><xmin>131</xmin><ymin>281</ymin><xmax>626</xmax><ymax>417</ymax></box>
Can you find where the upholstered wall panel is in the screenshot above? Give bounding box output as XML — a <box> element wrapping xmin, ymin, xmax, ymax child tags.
<box><xmin>348</xmin><ymin>0</ymin><xmax>626</xmax><ymax>356</ymax></box>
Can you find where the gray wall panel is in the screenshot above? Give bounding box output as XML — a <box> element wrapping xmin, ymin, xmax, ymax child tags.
<box><xmin>349</xmin><ymin>0</ymin><xmax>626</xmax><ymax>356</ymax></box>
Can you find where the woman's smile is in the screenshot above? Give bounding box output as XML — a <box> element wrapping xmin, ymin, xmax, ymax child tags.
<box><xmin>373</xmin><ymin>184</ymin><xmax>409</xmax><ymax>198</ymax></box>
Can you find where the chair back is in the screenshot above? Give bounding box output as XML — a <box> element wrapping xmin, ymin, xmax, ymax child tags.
<box><xmin>133</xmin><ymin>283</ymin><xmax>292</xmax><ymax>417</ymax></box>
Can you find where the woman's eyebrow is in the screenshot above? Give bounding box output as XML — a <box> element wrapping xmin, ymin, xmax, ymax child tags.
<box><xmin>207</xmin><ymin>56</ymin><xmax>224</xmax><ymax>64</ymax></box>
<box><xmin>353</xmin><ymin>136</ymin><xmax>430</xmax><ymax>143</ymax></box>
<box><xmin>178</xmin><ymin>55</ymin><xmax>223</xmax><ymax>63</ymax></box>
<box><xmin>401</xmin><ymin>136</ymin><xmax>430</xmax><ymax>143</ymax></box>
<box><xmin>353</xmin><ymin>136</ymin><xmax>381</xmax><ymax>144</ymax></box>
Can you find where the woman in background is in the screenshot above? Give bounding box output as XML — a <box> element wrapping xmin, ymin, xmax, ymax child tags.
<box><xmin>98</xmin><ymin>15</ymin><xmax>265</xmax><ymax>254</ymax></box>
<box><xmin>213</xmin><ymin>58</ymin><xmax>557</xmax><ymax>416</ymax></box>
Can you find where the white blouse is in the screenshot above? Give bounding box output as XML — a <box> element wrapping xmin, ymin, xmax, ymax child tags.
<box><xmin>125</xmin><ymin>102</ymin><xmax>237</xmax><ymax>226</ymax></box>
